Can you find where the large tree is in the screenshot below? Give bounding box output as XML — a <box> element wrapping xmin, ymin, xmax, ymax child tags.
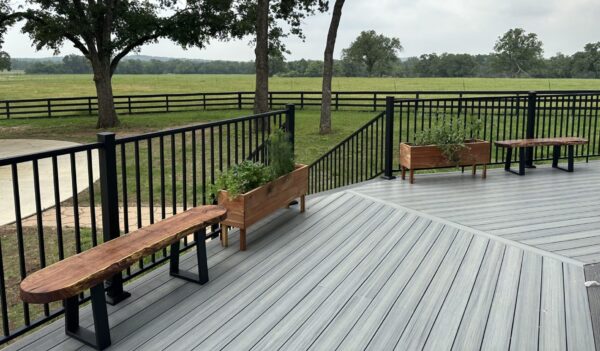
<box><xmin>342</xmin><ymin>30</ymin><xmax>402</xmax><ymax>77</ymax></box>
<box><xmin>233</xmin><ymin>0</ymin><xmax>328</xmax><ymax>114</ymax></box>
<box><xmin>2</xmin><ymin>1</ymin><xmax>234</xmax><ymax>128</ymax></box>
<box><xmin>571</xmin><ymin>42</ymin><xmax>600</xmax><ymax>78</ymax></box>
<box><xmin>0</xmin><ymin>51</ymin><xmax>9</xmax><ymax>71</ymax></box>
<box><xmin>493</xmin><ymin>28</ymin><xmax>543</xmax><ymax>77</ymax></box>
<box><xmin>319</xmin><ymin>0</ymin><xmax>344</xmax><ymax>134</ymax></box>
<box><xmin>0</xmin><ymin>0</ymin><xmax>11</xmax><ymax>71</ymax></box>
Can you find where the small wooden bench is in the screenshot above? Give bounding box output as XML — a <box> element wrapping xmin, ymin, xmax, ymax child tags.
<box><xmin>19</xmin><ymin>205</ymin><xmax>226</xmax><ymax>350</ymax></box>
<box><xmin>494</xmin><ymin>137</ymin><xmax>588</xmax><ymax>175</ymax></box>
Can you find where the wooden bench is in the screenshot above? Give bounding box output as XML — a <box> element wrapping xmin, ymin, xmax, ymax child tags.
<box><xmin>19</xmin><ymin>205</ymin><xmax>226</xmax><ymax>350</ymax></box>
<box><xmin>494</xmin><ymin>137</ymin><xmax>588</xmax><ymax>175</ymax></box>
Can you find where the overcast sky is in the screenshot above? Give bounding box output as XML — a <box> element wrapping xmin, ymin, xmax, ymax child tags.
<box><xmin>3</xmin><ymin>0</ymin><xmax>600</xmax><ymax>60</ymax></box>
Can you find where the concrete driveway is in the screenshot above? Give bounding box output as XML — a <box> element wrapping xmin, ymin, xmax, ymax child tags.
<box><xmin>0</xmin><ymin>139</ymin><xmax>99</xmax><ymax>226</ymax></box>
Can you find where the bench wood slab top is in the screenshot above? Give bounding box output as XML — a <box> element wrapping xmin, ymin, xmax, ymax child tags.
<box><xmin>20</xmin><ymin>205</ymin><xmax>227</xmax><ymax>304</ymax></box>
<box><xmin>494</xmin><ymin>137</ymin><xmax>588</xmax><ymax>148</ymax></box>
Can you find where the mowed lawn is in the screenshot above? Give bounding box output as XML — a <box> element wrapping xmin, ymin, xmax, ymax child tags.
<box><xmin>2</xmin><ymin>74</ymin><xmax>600</xmax><ymax>99</ymax></box>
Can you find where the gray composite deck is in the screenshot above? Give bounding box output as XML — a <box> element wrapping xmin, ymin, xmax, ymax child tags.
<box><xmin>4</xmin><ymin>163</ymin><xmax>600</xmax><ymax>351</ymax></box>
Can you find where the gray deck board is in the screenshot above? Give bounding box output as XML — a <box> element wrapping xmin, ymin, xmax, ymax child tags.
<box><xmin>5</xmin><ymin>162</ymin><xmax>599</xmax><ymax>351</ymax></box>
<box><xmin>353</xmin><ymin>162</ymin><xmax>600</xmax><ymax>264</ymax></box>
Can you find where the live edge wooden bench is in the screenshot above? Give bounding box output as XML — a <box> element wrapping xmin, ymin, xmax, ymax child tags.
<box><xmin>19</xmin><ymin>205</ymin><xmax>226</xmax><ymax>350</ymax></box>
<box><xmin>494</xmin><ymin>137</ymin><xmax>588</xmax><ymax>175</ymax></box>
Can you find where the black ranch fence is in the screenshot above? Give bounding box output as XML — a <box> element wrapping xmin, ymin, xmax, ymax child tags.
<box><xmin>309</xmin><ymin>92</ymin><xmax>600</xmax><ymax>193</ymax></box>
<box><xmin>3</xmin><ymin>89</ymin><xmax>600</xmax><ymax>120</ymax></box>
<box><xmin>0</xmin><ymin>107</ymin><xmax>294</xmax><ymax>344</ymax></box>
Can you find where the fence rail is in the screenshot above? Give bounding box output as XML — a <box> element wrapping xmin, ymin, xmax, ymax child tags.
<box><xmin>0</xmin><ymin>107</ymin><xmax>294</xmax><ymax>344</ymax></box>
<box><xmin>3</xmin><ymin>89</ymin><xmax>600</xmax><ymax>119</ymax></box>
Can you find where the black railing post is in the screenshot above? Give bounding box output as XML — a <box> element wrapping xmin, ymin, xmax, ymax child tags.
<box><xmin>286</xmin><ymin>104</ymin><xmax>296</xmax><ymax>152</ymax></box>
<box><xmin>382</xmin><ymin>96</ymin><xmax>396</xmax><ymax>179</ymax></box>
<box><xmin>97</xmin><ymin>132</ymin><xmax>131</xmax><ymax>305</ymax></box>
<box><xmin>526</xmin><ymin>91</ymin><xmax>537</xmax><ymax>167</ymax></box>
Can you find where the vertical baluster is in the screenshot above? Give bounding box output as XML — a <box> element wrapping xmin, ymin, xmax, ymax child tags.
<box><xmin>192</xmin><ymin>131</ymin><xmax>197</xmax><ymax>207</ymax></box>
<box><xmin>235</xmin><ymin>123</ymin><xmax>239</xmax><ymax>164</ymax></box>
<box><xmin>171</xmin><ymin>134</ymin><xmax>177</xmax><ymax>215</ymax></box>
<box><xmin>147</xmin><ymin>138</ymin><xmax>158</xmax><ymax>260</ymax></box>
<box><xmin>160</xmin><ymin>136</ymin><xmax>166</xmax><ymax>220</ymax></box>
<box><xmin>226</xmin><ymin>123</ymin><xmax>231</xmax><ymax>168</ymax></box>
<box><xmin>134</xmin><ymin>141</ymin><xmax>142</xmax><ymax>229</ymax></box>
<box><xmin>87</xmin><ymin>150</ymin><xmax>98</xmax><ymax>247</ymax></box>
<box><xmin>0</xmin><ymin>239</ymin><xmax>8</xmax><ymax>337</ymax></box>
<box><xmin>11</xmin><ymin>165</ymin><xmax>29</xmax><ymax>326</ymax></box>
<box><xmin>182</xmin><ymin>132</ymin><xmax>187</xmax><ymax>211</ymax></box>
<box><xmin>201</xmin><ymin>129</ymin><xmax>207</xmax><ymax>205</ymax></box>
<box><xmin>33</xmin><ymin>159</ymin><xmax>50</xmax><ymax>316</ymax></box>
<box><xmin>52</xmin><ymin>156</ymin><xmax>64</xmax><ymax>258</ymax></box>
<box><xmin>218</xmin><ymin>125</ymin><xmax>223</xmax><ymax>171</ymax></box>
<box><xmin>120</xmin><ymin>144</ymin><xmax>129</xmax><ymax>235</ymax></box>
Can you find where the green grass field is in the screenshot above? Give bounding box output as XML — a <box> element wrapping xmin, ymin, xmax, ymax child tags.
<box><xmin>2</xmin><ymin>74</ymin><xmax>600</xmax><ymax>99</ymax></box>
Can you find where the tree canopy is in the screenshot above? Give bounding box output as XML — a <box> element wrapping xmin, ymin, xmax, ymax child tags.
<box><xmin>341</xmin><ymin>30</ymin><xmax>402</xmax><ymax>76</ymax></box>
<box><xmin>493</xmin><ymin>28</ymin><xmax>543</xmax><ymax>77</ymax></box>
<box><xmin>2</xmin><ymin>0</ymin><xmax>236</xmax><ymax>127</ymax></box>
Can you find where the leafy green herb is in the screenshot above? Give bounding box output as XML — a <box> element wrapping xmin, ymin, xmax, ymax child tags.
<box><xmin>267</xmin><ymin>129</ymin><xmax>295</xmax><ymax>178</ymax></box>
<box><xmin>414</xmin><ymin>115</ymin><xmax>483</xmax><ymax>164</ymax></box>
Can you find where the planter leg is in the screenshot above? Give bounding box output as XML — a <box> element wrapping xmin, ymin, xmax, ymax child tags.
<box><xmin>401</xmin><ymin>166</ymin><xmax>406</xmax><ymax>180</ymax></box>
<box><xmin>240</xmin><ymin>229</ymin><xmax>247</xmax><ymax>251</ymax></box>
<box><xmin>300</xmin><ymin>195</ymin><xmax>306</xmax><ymax>213</ymax></box>
<box><xmin>409</xmin><ymin>169</ymin><xmax>415</xmax><ymax>184</ymax></box>
<box><xmin>483</xmin><ymin>164</ymin><xmax>487</xmax><ymax>179</ymax></box>
<box><xmin>472</xmin><ymin>165</ymin><xmax>477</xmax><ymax>176</ymax></box>
<box><xmin>221</xmin><ymin>225</ymin><xmax>228</xmax><ymax>247</ymax></box>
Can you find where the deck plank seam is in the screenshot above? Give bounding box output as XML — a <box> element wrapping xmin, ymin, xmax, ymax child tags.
<box><xmin>347</xmin><ymin>190</ymin><xmax>585</xmax><ymax>267</ymax></box>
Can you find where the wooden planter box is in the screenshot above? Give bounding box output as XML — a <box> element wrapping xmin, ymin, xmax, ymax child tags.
<box><xmin>217</xmin><ymin>164</ymin><xmax>308</xmax><ymax>251</ymax></box>
<box><xmin>399</xmin><ymin>139</ymin><xmax>491</xmax><ymax>183</ymax></box>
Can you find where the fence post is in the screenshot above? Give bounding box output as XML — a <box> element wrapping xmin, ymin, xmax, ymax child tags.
<box><xmin>238</xmin><ymin>92</ymin><xmax>242</xmax><ymax>110</ymax></box>
<box><xmin>5</xmin><ymin>102</ymin><xmax>9</xmax><ymax>119</ymax></box>
<box><xmin>382</xmin><ymin>96</ymin><xmax>396</xmax><ymax>179</ymax></box>
<box><xmin>300</xmin><ymin>92</ymin><xmax>304</xmax><ymax>109</ymax></box>
<box><xmin>97</xmin><ymin>132</ymin><xmax>130</xmax><ymax>305</ymax></box>
<box><xmin>373</xmin><ymin>93</ymin><xmax>377</xmax><ymax>112</ymax></box>
<box><xmin>335</xmin><ymin>93</ymin><xmax>339</xmax><ymax>110</ymax></box>
<box><xmin>47</xmin><ymin>100</ymin><xmax>52</xmax><ymax>118</ymax></box>
<box><xmin>165</xmin><ymin>95</ymin><xmax>170</xmax><ymax>112</ymax></box>
<box><xmin>127</xmin><ymin>97</ymin><xmax>132</xmax><ymax>114</ymax></box>
<box><xmin>525</xmin><ymin>91</ymin><xmax>537</xmax><ymax>167</ymax></box>
<box><xmin>269</xmin><ymin>92</ymin><xmax>274</xmax><ymax>110</ymax></box>
<box><xmin>88</xmin><ymin>98</ymin><xmax>92</xmax><ymax>115</ymax></box>
<box><xmin>285</xmin><ymin>104</ymin><xmax>296</xmax><ymax>153</ymax></box>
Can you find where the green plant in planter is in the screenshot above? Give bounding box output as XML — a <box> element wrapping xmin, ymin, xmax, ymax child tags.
<box><xmin>267</xmin><ymin>129</ymin><xmax>295</xmax><ymax>178</ymax></box>
<box><xmin>210</xmin><ymin>129</ymin><xmax>296</xmax><ymax>200</ymax></box>
<box><xmin>414</xmin><ymin>115</ymin><xmax>483</xmax><ymax>164</ymax></box>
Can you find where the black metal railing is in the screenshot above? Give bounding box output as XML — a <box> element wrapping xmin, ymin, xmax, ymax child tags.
<box><xmin>0</xmin><ymin>106</ymin><xmax>294</xmax><ymax>344</ymax></box>
<box><xmin>309</xmin><ymin>112</ymin><xmax>386</xmax><ymax>194</ymax></box>
<box><xmin>309</xmin><ymin>91</ymin><xmax>600</xmax><ymax>192</ymax></box>
<box><xmin>3</xmin><ymin>89</ymin><xmax>600</xmax><ymax>120</ymax></box>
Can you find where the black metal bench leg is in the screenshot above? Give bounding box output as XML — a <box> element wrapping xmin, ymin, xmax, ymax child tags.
<box><xmin>518</xmin><ymin>147</ymin><xmax>526</xmax><ymax>175</ymax></box>
<box><xmin>64</xmin><ymin>284</ymin><xmax>111</xmax><ymax>350</ymax></box>
<box><xmin>552</xmin><ymin>145</ymin><xmax>561</xmax><ymax>168</ymax></box>
<box><xmin>568</xmin><ymin>145</ymin><xmax>574</xmax><ymax>172</ymax></box>
<box><xmin>170</xmin><ymin>228</ymin><xmax>209</xmax><ymax>284</ymax></box>
<box><xmin>504</xmin><ymin>148</ymin><xmax>513</xmax><ymax>171</ymax></box>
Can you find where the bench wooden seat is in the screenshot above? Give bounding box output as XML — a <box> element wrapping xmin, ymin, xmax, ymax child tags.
<box><xmin>20</xmin><ymin>205</ymin><xmax>226</xmax><ymax>350</ymax></box>
<box><xmin>494</xmin><ymin>137</ymin><xmax>587</xmax><ymax>175</ymax></box>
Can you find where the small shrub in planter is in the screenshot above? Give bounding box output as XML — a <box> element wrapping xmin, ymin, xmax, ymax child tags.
<box><xmin>211</xmin><ymin>130</ymin><xmax>308</xmax><ymax>251</ymax></box>
<box><xmin>400</xmin><ymin>117</ymin><xmax>490</xmax><ymax>183</ymax></box>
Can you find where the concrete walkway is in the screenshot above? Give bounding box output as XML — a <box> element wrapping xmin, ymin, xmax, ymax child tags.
<box><xmin>0</xmin><ymin>139</ymin><xmax>99</xmax><ymax>226</ymax></box>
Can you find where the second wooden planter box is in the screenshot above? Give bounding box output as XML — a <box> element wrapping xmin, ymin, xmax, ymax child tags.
<box><xmin>217</xmin><ymin>164</ymin><xmax>309</xmax><ymax>251</ymax></box>
<box><xmin>399</xmin><ymin>139</ymin><xmax>491</xmax><ymax>183</ymax></box>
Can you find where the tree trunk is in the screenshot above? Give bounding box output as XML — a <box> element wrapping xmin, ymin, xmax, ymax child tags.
<box><xmin>320</xmin><ymin>0</ymin><xmax>345</xmax><ymax>135</ymax></box>
<box><xmin>93</xmin><ymin>62</ymin><xmax>120</xmax><ymax>128</ymax></box>
<box><xmin>254</xmin><ymin>0</ymin><xmax>269</xmax><ymax>115</ymax></box>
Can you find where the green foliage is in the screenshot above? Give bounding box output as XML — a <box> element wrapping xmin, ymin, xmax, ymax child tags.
<box><xmin>0</xmin><ymin>51</ymin><xmax>10</xmax><ymax>71</ymax></box>
<box><xmin>414</xmin><ymin>116</ymin><xmax>483</xmax><ymax>164</ymax></box>
<box><xmin>493</xmin><ymin>28</ymin><xmax>544</xmax><ymax>77</ymax></box>
<box><xmin>210</xmin><ymin>161</ymin><xmax>274</xmax><ymax>199</ymax></box>
<box><xmin>211</xmin><ymin>129</ymin><xmax>296</xmax><ymax>199</ymax></box>
<box><xmin>267</xmin><ymin>129</ymin><xmax>295</xmax><ymax>178</ymax></box>
<box><xmin>341</xmin><ymin>30</ymin><xmax>403</xmax><ymax>77</ymax></box>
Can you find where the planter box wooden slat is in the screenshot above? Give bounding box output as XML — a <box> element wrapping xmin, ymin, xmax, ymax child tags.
<box><xmin>399</xmin><ymin>139</ymin><xmax>491</xmax><ymax>183</ymax></box>
<box><xmin>218</xmin><ymin>164</ymin><xmax>308</xmax><ymax>250</ymax></box>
